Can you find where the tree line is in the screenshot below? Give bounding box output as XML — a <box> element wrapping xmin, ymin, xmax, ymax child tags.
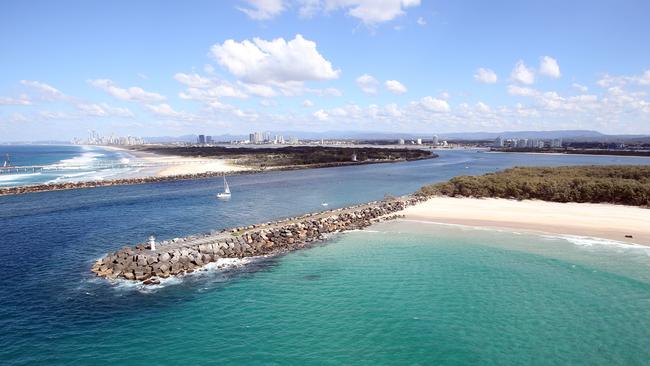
<box><xmin>416</xmin><ymin>165</ymin><xmax>650</xmax><ymax>207</ymax></box>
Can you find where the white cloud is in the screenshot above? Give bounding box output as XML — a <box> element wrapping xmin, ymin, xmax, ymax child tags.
<box><xmin>385</xmin><ymin>103</ymin><xmax>402</xmax><ymax>116</ymax></box>
<box><xmin>20</xmin><ymin>80</ymin><xmax>67</xmax><ymax>100</ymax></box>
<box><xmin>175</xmin><ymin>72</ymin><xmax>248</xmax><ymax>101</ymax></box>
<box><xmin>539</xmin><ymin>56</ymin><xmax>561</xmax><ymax>78</ymax></box>
<box><xmin>572</xmin><ymin>83</ymin><xmax>589</xmax><ymax>93</ymax></box>
<box><xmin>356</xmin><ymin>74</ymin><xmax>379</xmax><ymax>94</ymax></box>
<box><xmin>0</xmin><ymin>94</ymin><xmax>31</xmax><ymax>105</ymax></box>
<box><xmin>476</xmin><ymin>101</ymin><xmax>491</xmax><ymax>113</ymax></box>
<box><xmin>474</xmin><ymin>68</ymin><xmax>498</xmax><ymax>84</ymax></box>
<box><xmin>210</xmin><ymin>34</ymin><xmax>340</xmax><ymax>86</ymax></box>
<box><xmin>385</xmin><ymin>79</ymin><xmax>407</xmax><ymax>94</ymax></box>
<box><xmin>507</xmin><ymin>85</ymin><xmax>539</xmax><ymax>97</ymax></box>
<box><xmin>88</xmin><ymin>79</ymin><xmax>166</xmax><ymax>103</ymax></box>
<box><xmin>419</xmin><ymin>96</ymin><xmax>450</xmax><ymax>112</ymax></box>
<box><xmin>313</xmin><ymin>109</ymin><xmax>329</xmax><ymax>120</ymax></box>
<box><xmin>416</xmin><ymin>17</ymin><xmax>426</xmax><ymax>26</ymax></box>
<box><xmin>510</xmin><ymin>60</ymin><xmax>535</xmax><ymax>85</ymax></box>
<box><xmin>303</xmin><ymin>99</ymin><xmax>314</xmax><ymax>107</ymax></box>
<box><xmin>237</xmin><ymin>0</ymin><xmax>285</xmax><ymax>20</ymax></box>
<box><xmin>297</xmin><ymin>0</ymin><xmax>421</xmax><ymax>25</ymax></box>
<box><xmin>75</xmin><ymin>103</ymin><xmax>134</xmax><ymax>118</ymax></box>
<box><xmin>597</xmin><ymin>70</ymin><xmax>650</xmax><ymax>88</ymax></box>
<box><xmin>238</xmin><ymin>82</ymin><xmax>277</xmax><ymax>98</ymax></box>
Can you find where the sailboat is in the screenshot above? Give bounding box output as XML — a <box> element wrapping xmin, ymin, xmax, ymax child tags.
<box><xmin>216</xmin><ymin>175</ymin><xmax>231</xmax><ymax>199</ymax></box>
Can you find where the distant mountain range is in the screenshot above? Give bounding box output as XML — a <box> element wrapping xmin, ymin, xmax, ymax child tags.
<box><xmin>143</xmin><ymin>130</ymin><xmax>650</xmax><ymax>143</ymax></box>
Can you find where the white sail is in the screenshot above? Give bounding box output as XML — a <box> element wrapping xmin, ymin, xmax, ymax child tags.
<box><xmin>223</xmin><ymin>176</ymin><xmax>230</xmax><ymax>194</ymax></box>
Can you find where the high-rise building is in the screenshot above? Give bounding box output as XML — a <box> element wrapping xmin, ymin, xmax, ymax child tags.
<box><xmin>206</xmin><ymin>136</ymin><xmax>213</xmax><ymax>144</ymax></box>
<box><xmin>416</xmin><ymin>138</ymin><xmax>422</xmax><ymax>145</ymax></box>
<box><xmin>398</xmin><ymin>138</ymin><xmax>405</xmax><ymax>145</ymax></box>
<box><xmin>494</xmin><ymin>136</ymin><xmax>504</xmax><ymax>147</ymax></box>
<box><xmin>551</xmin><ymin>139</ymin><xmax>563</xmax><ymax>148</ymax></box>
<box><xmin>517</xmin><ymin>139</ymin><xmax>528</xmax><ymax>148</ymax></box>
<box><xmin>198</xmin><ymin>135</ymin><xmax>206</xmax><ymax>144</ymax></box>
<box><xmin>432</xmin><ymin>135</ymin><xmax>439</xmax><ymax>146</ymax></box>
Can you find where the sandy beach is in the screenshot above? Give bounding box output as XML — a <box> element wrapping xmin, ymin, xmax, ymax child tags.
<box><xmin>103</xmin><ymin>146</ymin><xmax>249</xmax><ymax>177</ymax></box>
<box><xmin>401</xmin><ymin>197</ymin><xmax>650</xmax><ymax>245</ymax></box>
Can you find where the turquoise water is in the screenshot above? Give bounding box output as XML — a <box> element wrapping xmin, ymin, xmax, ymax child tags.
<box><xmin>26</xmin><ymin>222</ymin><xmax>650</xmax><ymax>365</ymax></box>
<box><xmin>2</xmin><ymin>148</ymin><xmax>650</xmax><ymax>365</ymax></box>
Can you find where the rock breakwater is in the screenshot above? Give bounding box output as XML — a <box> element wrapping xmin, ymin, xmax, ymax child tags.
<box><xmin>91</xmin><ymin>196</ymin><xmax>425</xmax><ymax>284</ymax></box>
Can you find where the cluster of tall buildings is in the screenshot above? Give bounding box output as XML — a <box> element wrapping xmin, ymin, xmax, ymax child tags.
<box><xmin>72</xmin><ymin>131</ymin><xmax>144</xmax><ymax>146</ymax></box>
<box><xmin>493</xmin><ymin>136</ymin><xmax>563</xmax><ymax>149</ymax></box>
<box><xmin>197</xmin><ymin>135</ymin><xmax>214</xmax><ymax>145</ymax></box>
<box><xmin>397</xmin><ymin>135</ymin><xmax>447</xmax><ymax>147</ymax></box>
<box><xmin>248</xmin><ymin>131</ymin><xmax>295</xmax><ymax>145</ymax></box>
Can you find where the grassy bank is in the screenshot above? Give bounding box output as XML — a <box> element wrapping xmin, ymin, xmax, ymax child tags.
<box><xmin>417</xmin><ymin>165</ymin><xmax>650</xmax><ymax>207</ymax></box>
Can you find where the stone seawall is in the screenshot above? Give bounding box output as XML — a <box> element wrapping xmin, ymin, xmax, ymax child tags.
<box><xmin>91</xmin><ymin>196</ymin><xmax>425</xmax><ymax>284</ymax></box>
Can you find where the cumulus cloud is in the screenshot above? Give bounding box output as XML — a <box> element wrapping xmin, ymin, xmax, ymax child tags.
<box><xmin>303</xmin><ymin>99</ymin><xmax>314</xmax><ymax>107</ymax></box>
<box><xmin>510</xmin><ymin>61</ymin><xmax>535</xmax><ymax>85</ymax></box>
<box><xmin>237</xmin><ymin>0</ymin><xmax>285</xmax><ymax>20</ymax></box>
<box><xmin>175</xmin><ymin>72</ymin><xmax>248</xmax><ymax>101</ymax></box>
<box><xmin>539</xmin><ymin>56</ymin><xmax>561</xmax><ymax>78</ymax></box>
<box><xmin>419</xmin><ymin>96</ymin><xmax>450</xmax><ymax>112</ymax></box>
<box><xmin>385</xmin><ymin>79</ymin><xmax>407</xmax><ymax>94</ymax></box>
<box><xmin>474</xmin><ymin>68</ymin><xmax>498</xmax><ymax>84</ymax></box>
<box><xmin>356</xmin><ymin>74</ymin><xmax>379</xmax><ymax>94</ymax></box>
<box><xmin>210</xmin><ymin>34</ymin><xmax>340</xmax><ymax>86</ymax></box>
<box><xmin>416</xmin><ymin>17</ymin><xmax>426</xmax><ymax>26</ymax></box>
<box><xmin>313</xmin><ymin>109</ymin><xmax>328</xmax><ymax>120</ymax></box>
<box><xmin>88</xmin><ymin>79</ymin><xmax>166</xmax><ymax>103</ymax></box>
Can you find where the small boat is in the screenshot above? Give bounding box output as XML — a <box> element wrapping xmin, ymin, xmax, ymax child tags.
<box><xmin>216</xmin><ymin>176</ymin><xmax>231</xmax><ymax>199</ymax></box>
<box><xmin>321</xmin><ymin>203</ymin><xmax>329</xmax><ymax>207</ymax></box>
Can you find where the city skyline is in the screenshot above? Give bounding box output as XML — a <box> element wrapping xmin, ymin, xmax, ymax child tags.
<box><xmin>1</xmin><ymin>0</ymin><xmax>650</xmax><ymax>142</ymax></box>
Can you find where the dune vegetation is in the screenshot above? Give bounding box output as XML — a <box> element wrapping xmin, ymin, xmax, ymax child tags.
<box><xmin>417</xmin><ymin>165</ymin><xmax>650</xmax><ymax>207</ymax></box>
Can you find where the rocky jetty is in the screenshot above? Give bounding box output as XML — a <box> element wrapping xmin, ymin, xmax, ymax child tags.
<box><xmin>91</xmin><ymin>196</ymin><xmax>425</xmax><ymax>284</ymax></box>
<box><xmin>0</xmin><ymin>171</ymin><xmax>246</xmax><ymax>196</ymax></box>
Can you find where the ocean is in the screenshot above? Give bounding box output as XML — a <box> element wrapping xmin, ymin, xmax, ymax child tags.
<box><xmin>1</xmin><ymin>147</ymin><xmax>650</xmax><ymax>365</ymax></box>
<box><xmin>0</xmin><ymin>145</ymin><xmax>137</xmax><ymax>187</ymax></box>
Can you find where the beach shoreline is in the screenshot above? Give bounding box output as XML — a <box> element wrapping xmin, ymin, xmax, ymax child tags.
<box><xmin>401</xmin><ymin>196</ymin><xmax>650</xmax><ymax>246</ymax></box>
<box><xmin>100</xmin><ymin>145</ymin><xmax>249</xmax><ymax>177</ymax></box>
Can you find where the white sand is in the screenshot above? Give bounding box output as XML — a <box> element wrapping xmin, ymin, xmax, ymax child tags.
<box><xmin>101</xmin><ymin>146</ymin><xmax>249</xmax><ymax>177</ymax></box>
<box><xmin>142</xmin><ymin>155</ymin><xmax>248</xmax><ymax>177</ymax></box>
<box><xmin>401</xmin><ymin>197</ymin><xmax>650</xmax><ymax>245</ymax></box>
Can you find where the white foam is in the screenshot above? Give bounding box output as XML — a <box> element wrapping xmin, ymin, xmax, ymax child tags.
<box><xmin>105</xmin><ymin>256</ymin><xmax>259</xmax><ymax>293</ymax></box>
<box><xmin>52</xmin><ymin>151</ymin><xmax>104</xmax><ymax>170</ymax></box>
<box><xmin>544</xmin><ymin>234</ymin><xmax>650</xmax><ymax>254</ymax></box>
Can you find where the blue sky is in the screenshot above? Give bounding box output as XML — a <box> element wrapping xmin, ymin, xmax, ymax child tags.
<box><xmin>1</xmin><ymin>0</ymin><xmax>649</xmax><ymax>141</ymax></box>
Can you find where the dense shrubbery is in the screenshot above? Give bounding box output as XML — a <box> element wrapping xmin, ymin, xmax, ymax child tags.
<box><xmin>417</xmin><ymin>166</ymin><xmax>650</xmax><ymax>207</ymax></box>
<box><xmin>136</xmin><ymin>146</ymin><xmax>434</xmax><ymax>167</ymax></box>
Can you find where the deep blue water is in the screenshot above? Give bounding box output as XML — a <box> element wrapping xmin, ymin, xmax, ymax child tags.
<box><xmin>1</xmin><ymin>149</ymin><xmax>650</xmax><ymax>365</ymax></box>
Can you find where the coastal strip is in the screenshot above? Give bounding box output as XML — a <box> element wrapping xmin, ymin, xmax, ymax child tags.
<box><xmin>0</xmin><ymin>156</ymin><xmax>434</xmax><ymax>197</ymax></box>
<box><xmin>91</xmin><ymin>196</ymin><xmax>426</xmax><ymax>284</ymax></box>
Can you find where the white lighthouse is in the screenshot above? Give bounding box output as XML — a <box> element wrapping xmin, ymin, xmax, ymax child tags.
<box><xmin>148</xmin><ymin>235</ymin><xmax>156</xmax><ymax>251</ymax></box>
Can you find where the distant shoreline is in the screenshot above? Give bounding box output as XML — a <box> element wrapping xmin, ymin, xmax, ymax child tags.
<box><xmin>490</xmin><ymin>148</ymin><xmax>650</xmax><ymax>158</ymax></box>
<box><xmin>0</xmin><ymin>153</ymin><xmax>435</xmax><ymax>196</ymax></box>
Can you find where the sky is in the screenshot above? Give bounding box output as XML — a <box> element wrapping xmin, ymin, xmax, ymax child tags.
<box><xmin>1</xmin><ymin>0</ymin><xmax>649</xmax><ymax>141</ymax></box>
